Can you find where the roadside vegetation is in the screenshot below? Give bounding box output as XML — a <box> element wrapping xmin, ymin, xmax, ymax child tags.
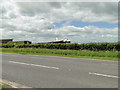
<box><xmin>1</xmin><ymin>42</ymin><xmax>119</xmax><ymax>51</ymax></box>
<box><xmin>0</xmin><ymin>85</ymin><xmax>5</xmax><ymax>90</ymax></box>
<box><xmin>0</xmin><ymin>42</ymin><xmax>119</xmax><ymax>61</ymax></box>
<box><xmin>1</xmin><ymin>48</ymin><xmax>119</xmax><ymax>61</ymax></box>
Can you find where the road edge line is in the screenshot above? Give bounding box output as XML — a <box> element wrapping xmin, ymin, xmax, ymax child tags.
<box><xmin>0</xmin><ymin>79</ymin><xmax>32</xmax><ymax>88</ymax></box>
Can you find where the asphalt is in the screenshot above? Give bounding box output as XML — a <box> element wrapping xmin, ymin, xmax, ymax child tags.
<box><xmin>1</xmin><ymin>53</ymin><xmax>119</xmax><ymax>88</ymax></box>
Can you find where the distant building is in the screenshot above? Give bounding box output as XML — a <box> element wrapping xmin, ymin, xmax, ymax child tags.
<box><xmin>35</xmin><ymin>39</ymin><xmax>71</xmax><ymax>44</ymax></box>
<box><xmin>12</xmin><ymin>41</ymin><xmax>32</xmax><ymax>44</ymax></box>
<box><xmin>48</xmin><ymin>39</ymin><xmax>71</xmax><ymax>43</ymax></box>
<box><xmin>0</xmin><ymin>39</ymin><xmax>13</xmax><ymax>44</ymax></box>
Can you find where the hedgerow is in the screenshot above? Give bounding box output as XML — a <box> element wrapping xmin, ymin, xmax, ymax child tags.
<box><xmin>0</xmin><ymin>42</ymin><xmax>119</xmax><ymax>51</ymax></box>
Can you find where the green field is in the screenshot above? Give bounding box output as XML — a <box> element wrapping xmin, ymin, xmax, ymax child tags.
<box><xmin>0</xmin><ymin>48</ymin><xmax>119</xmax><ymax>61</ymax></box>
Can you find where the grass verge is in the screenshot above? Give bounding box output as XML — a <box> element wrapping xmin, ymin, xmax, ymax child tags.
<box><xmin>0</xmin><ymin>48</ymin><xmax>119</xmax><ymax>61</ymax></box>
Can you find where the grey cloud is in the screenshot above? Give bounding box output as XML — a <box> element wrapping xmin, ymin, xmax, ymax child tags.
<box><xmin>17</xmin><ymin>2</ymin><xmax>54</xmax><ymax>15</ymax></box>
<box><xmin>15</xmin><ymin>2</ymin><xmax>118</xmax><ymax>23</ymax></box>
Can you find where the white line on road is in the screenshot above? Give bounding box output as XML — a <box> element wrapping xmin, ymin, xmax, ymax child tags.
<box><xmin>9</xmin><ymin>61</ymin><xmax>59</xmax><ymax>70</ymax></box>
<box><xmin>89</xmin><ymin>72</ymin><xmax>119</xmax><ymax>78</ymax></box>
<box><xmin>0</xmin><ymin>79</ymin><xmax>31</xmax><ymax>88</ymax></box>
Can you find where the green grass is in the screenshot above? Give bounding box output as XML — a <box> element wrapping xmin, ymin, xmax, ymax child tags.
<box><xmin>0</xmin><ymin>86</ymin><xmax>5</xmax><ymax>90</ymax></box>
<box><xmin>0</xmin><ymin>48</ymin><xmax>119</xmax><ymax>61</ymax></box>
<box><xmin>0</xmin><ymin>86</ymin><xmax>2</xmax><ymax>89</ymax></box>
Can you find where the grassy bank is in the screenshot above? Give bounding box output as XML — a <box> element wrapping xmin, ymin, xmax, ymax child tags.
<box><xmin>0</xmin><ymin>48</ymin><xmax>119</xmax><ymax>61</ymax></box>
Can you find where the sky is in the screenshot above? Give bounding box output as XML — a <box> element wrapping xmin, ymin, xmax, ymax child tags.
<box><xmin>0</xmin><ymin>0</ymin><xmax>118</xmax><ymax>43</ymax></box>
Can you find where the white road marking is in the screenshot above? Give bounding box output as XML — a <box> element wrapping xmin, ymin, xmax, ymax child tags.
<box><xmin>89</xmin><ymin>72</ymin><xmax>119</xmax><ymax>78</ymax></box>
<box><xmin>9</xmin><ymin>61</ymin><xmax>59</xmax><ymax>70</ymax></box>
<box><xmin>0</xmin><ymin>79</ymin><xmax>31</xmax><ymax>88</ymax></box>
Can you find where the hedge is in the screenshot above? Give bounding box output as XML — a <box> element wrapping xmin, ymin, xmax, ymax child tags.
<box><xmin>7</xmin><ymin>41</ymin><xmax>31</xmax><ymax>45</ymax></box>
<box><xmin>1</xmin><ymin>42</ymin><xmax>119</xmax><ymax>51</ymax></box>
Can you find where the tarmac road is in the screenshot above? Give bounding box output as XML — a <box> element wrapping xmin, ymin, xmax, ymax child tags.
<box><xmin>1</xmin><ymin>53</ymin><xmax>119</xmax><ymax>88</ymax></box>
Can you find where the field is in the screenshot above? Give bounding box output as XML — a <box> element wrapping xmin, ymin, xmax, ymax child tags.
<box><xmin>1</xmin><ymin>48</ymin><xmax>119</xmax><ymax>61</ymax></box>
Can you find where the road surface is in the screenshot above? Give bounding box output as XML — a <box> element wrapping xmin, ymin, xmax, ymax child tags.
<box><xmin>1</xmin><ymin>53</ymin><xmax>118</xmax><ymax>88</ymax></box>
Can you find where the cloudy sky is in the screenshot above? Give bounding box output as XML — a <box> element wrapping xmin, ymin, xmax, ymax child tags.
<box><xmin>0</xmin><ymin>0</ymin><xmax>118</xmax><ymax>43</ymax></box>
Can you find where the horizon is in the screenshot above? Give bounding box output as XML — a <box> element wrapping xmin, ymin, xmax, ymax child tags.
<box><xmin>0</xmin><ymin>38</ymin><xmax>118</xmax><ymax>44</ymax></box>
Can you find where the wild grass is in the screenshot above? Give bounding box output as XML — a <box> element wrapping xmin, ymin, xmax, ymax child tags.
<box><xmin>0</xmin><ymin>86</ymin><xmax>5</xmax><ymax>90</ymax></box>
<box><xmin>0</xmin><ymin>48</ymin><xmax>119</xmax><ymax>61</ymax></box>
